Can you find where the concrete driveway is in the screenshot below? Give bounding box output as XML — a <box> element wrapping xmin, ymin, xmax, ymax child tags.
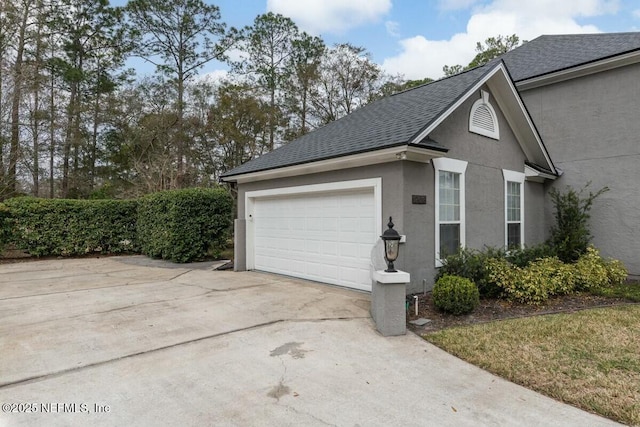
<box><xmin>0</xmin><ymin>256</ymin><xmax>618</xmax><ymax>426</ymax></box>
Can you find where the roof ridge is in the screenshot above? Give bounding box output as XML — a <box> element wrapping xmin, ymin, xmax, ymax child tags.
<box><xmin>390</xmin><ymin>62</ymin><xmax>491</xmax><ymax>97</ymax></box>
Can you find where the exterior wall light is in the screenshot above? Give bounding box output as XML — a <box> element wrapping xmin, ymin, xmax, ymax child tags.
<box><xmin>380</xmin><ymin>217</ymin><xmax>401</xmax><ymax>272</ymax></box>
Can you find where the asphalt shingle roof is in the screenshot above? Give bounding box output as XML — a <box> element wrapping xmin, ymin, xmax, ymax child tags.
<box><xmin>222</xmin><ymin>32</ymin><xmax>640</xmax><ymax>179</ymax></box>
<box><xmin>221</xmin><ymin>65</ymin><xmax>493</xmax><ymax>178</ymax></box>
<box><xmin>501</xmin><ymin>32</ymin><xmax>640</xmax><ymax>82</ymax></box>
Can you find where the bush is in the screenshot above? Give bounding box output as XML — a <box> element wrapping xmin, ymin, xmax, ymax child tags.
<box><xmin>605</xmin><ymin>258</ymin><xmax>628</xmax><ymax>286</ymax></box>
<box><xmin>527</xmin><ymin>256</ymin><xmax>576</xmax><ymax>296</ymax></box>
<box><xmin>574</xmin><ymin>246</ymin><xmax>623</xmax><ymax>291</ymax></box>
<box><xmin>137</xmin><ymin>188</ymin><xmax>233</xmax><ymax>263</ymax></box>
<box><xmin>506</xmin><ymin>243</ymin><xmax>556</xmax><ymax>268</ymax></box>
<box><xmin>4</xmin><ymin>197</ymin><xmax>138</xmax><ymax>257</ymax></box>
<box><xmin>0</xmin><ymin>203</ymin><xmax>12</xmax><ymax>252</ymax></box>
<box><xmin>432</xmin><ymin>274</ymin><xmax>480</xmax><ymax>315</ymax></box>
<box><xmin>548</xmin><ymin>183</ymin><xmax>608</xmax><ymax>263</ymax></box>
<box><xmin>436</xmin><ymin>247</ymin><xmax>505</xmax><ymax>297</ymax></box>
<box><xmin>486</xmin><ymin>256</ymin><xmax>575</xmax><ymax>305</ymax></box>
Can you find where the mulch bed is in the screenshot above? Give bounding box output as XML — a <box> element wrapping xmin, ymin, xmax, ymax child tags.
<box><xmin>407</xmin><ymin>292</ymin><xmax>636</xmax><ymax>333</ymax></box>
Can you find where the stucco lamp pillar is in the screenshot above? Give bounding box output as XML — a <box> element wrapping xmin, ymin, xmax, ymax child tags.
<box><xmin>371</xmin><ymin>217</ymin><xmax>410</xmax><ymax>336</ymax></box>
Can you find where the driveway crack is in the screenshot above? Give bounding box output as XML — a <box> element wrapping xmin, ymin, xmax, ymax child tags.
<box><xmin>0</xmin><ymin>319</ymin><xmax>286</xmax><ymax>390</ymax></box>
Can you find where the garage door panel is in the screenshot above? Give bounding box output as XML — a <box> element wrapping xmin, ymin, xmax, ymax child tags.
<box><xmin>252</xmin><ymin>188</ymin><xmax>376</xmax><ymax>291</ymax></box>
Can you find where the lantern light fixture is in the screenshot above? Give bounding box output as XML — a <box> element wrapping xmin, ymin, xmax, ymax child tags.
<box><xmin>380</xmin><ymin>217</ymin><xmax>401</xmax><ymax>272</ymax></box>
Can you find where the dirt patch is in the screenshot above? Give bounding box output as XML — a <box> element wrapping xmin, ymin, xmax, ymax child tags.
<box><xmin>407</xmin><ymin>292</ymin><xmax>636</xmax><ymax>333</ymax></box>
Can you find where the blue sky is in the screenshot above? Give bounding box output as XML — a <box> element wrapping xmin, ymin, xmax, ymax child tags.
<box><xmin>113</xmin><ymin>0</ymin><xmax>640</xmax><ymax>81</ymax></box>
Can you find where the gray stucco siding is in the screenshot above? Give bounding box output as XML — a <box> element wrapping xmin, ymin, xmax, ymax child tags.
<box><xmin>233</xmin><ymin>85</ymin><xmax>554</xmax><ymax>293</ymax></box>
<box><xmin>236</xmin><ymin>162</ymin><xmax>403</xmax><ymax>226</ymax></box>
<box><xmin>401</xmin><ymin>161</ymin><xmax>434</xmax><ymax>293</ymax></box>
<box><xmin>235</xmin><ymin>162</ymin><xmax>406</xmax><ymax>272</ymax></box>
<box><xmin>235</xmin><ymin>160</ymin><xmax>438</xmax><ymax>293</ymax></box>
<box><xmin>521</xmin><ymin>63</ymin><xmax>640</xmax><ymax>275</ymax></box>
<box><xmin>427</xmin><ymin>86</ymin><xmax>544</xmax><ymax>247</ymax></box>
<box><xmin>430</xmin><ymin>85</ymin><xmax>529</xmax><ymax>173</ymax></box>
<box><xmin>524</xmin><ymin>181</ymin><xmax>547</xmax><ymax>246</ymax></box>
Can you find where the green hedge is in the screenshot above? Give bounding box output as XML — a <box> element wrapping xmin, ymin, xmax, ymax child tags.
<box><xmin>5</xmin><ymin>197</ymin><xmax>139</xmax><ymax>257</ymax></box>
<box><xmin>0</xmin><ymin>203</ymin><xmax>12</xmax><ymax>252</ymax></box>
<box><xmin>137</xmin><ymin>188</ymin><xmax>233</xmax><ymax>263</ymax></box>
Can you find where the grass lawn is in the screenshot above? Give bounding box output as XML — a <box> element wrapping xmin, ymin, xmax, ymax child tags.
<box><xmin>591</xmin><ymin>280</ymin><xmax>640</xmax><ymax>302</ymax></box>
<box><xmin>425</xmin><ymin>304</ymin><xmax>640</xmax><ymax>425</ymax></box>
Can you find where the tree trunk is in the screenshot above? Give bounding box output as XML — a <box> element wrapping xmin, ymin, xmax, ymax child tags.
<box><xmin>32</xmin><ymin>91</ymin><xmax>40</xmax><ymax>197</ymax></box>
<box><xmin>177</xmin><ymin>72</ymin><xmax>184</xmax><ymax>188</ymax></box>
<box><xmin>90</xmin><ymin>81</ymin><xmax>100</xmax><ymax>191</ymax></box>
<box><xmin>9</xmin><ymin>2</ymin><xmax>30</xmax><ymax>196</ymax></box>
<box><xmin>61</xmin><ymin>85</ymin><xmax>76</xmax><ymax>198</ymax></box>
<box><xmin>49</xmin><ymin>53</ymin><xmax>56</xmax><ymax>199</ymax></box>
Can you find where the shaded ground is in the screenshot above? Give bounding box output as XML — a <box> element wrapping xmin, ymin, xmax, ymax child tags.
<box><xmin>0</xmin><ymin>248</ymin><xmax>125</xmax><ymax>264</ymax></box>
<box><xmin>407</xmin><ymin>292</ymin><xmax>637</xmax><ymax>333</ymax></box>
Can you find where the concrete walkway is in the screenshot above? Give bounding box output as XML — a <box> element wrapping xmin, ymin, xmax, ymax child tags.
<box><xmin>0</xmin><ymin>256</ymin><xmax>619</xmax><ymax>426</ymax></box>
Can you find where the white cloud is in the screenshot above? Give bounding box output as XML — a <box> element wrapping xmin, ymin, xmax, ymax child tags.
<box><xmin>633</xmin><ymin>9</ymin><xmax>640</xmax><ymax>19</ymax></box>
<box><xmin>385</xmin><ymin>21</ymin><xmax>400</xmax><ymax>37</ymax></box>
<box><xmin>382</xmin><ymin>0</ymin><xmax>616</xmax><ymax>80</ymax></box>
<box><xmin>267</xmin><ymin>0</ymin><xmax>392</xmax><ymax>34</ymax></box>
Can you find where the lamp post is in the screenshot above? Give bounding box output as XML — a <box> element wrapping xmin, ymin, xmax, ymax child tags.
<box><xmin>380</xmin><ymin>217</ymin><xmax>401</xmax><ymax>272</ymax></box>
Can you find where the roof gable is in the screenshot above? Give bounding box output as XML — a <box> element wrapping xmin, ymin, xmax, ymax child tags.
<box><xmin>222</xmin><ymin>62</ymin><xmax>557</xmax><ymax>181</ymax></box>
<box><xmin>221</xmin><ymin>66</ymin><xmax>493</xmax><ymax>179</ymax></box>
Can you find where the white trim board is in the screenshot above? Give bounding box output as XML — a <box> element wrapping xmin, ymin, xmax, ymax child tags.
<box><xmin>433</xmin><ymin>158</ymin><xmax>468</xmax><ymax>267</ymax></box>
<box><xmin>225</xmin><ymin>145</ymin><xmax>444</xmax><ymax>184</ymax></box>
<box><xmin>502</xmin><ymin>169</ymin><xmax>525</xmax><ymax>249</ymax></box>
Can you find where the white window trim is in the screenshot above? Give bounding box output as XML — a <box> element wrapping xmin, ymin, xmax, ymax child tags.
<box><xmin>502</xmin><ymin>170</ymin><xmax>525</xmax><ymax>249</ymax></box>
<box><xmin>433</xmin><ymin>158</ymin><xmax>468</xmax><ymax>267</ymax></box>
<box><xmin>469</xmin><ymin>90</ymin><xmax>500</xmax><ymax>140</ymax></box>
<box><xmin>244</xmin><ymin>178</ymin><xmax>382</xmax><ymax>271</ymax></box>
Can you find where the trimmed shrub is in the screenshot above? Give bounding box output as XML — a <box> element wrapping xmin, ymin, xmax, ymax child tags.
<box><xmin>432</xmin><ymin>274</ymin><xmax>480</xmax><ymax>315</ymax></box>
<box><xmin>436</xmin><ymin>247</ymin><xmax>505</xmax><ymax>297</ymax></box>
<box><xmin>137</xmin><ymin>188</ymin><xmax>233</xmax><ymax>263</ymax></box>
<box><xmin>574</xmin><ymin>246</ymin><xmax>617</xmax><ymax>291</ymax></box>
<box><xmin>486</xmin><ymin>257</ymin><xmax>551</xmax><ymax>305</ymax></box>
<box><xmin>4</xmin><ymin>197</ymin><xmax>138</xmax><ymax>257</ymax></box>
<box><xmin>527</xmin><ymin>256</ymin><xmax>576</xmax><ymax>297</ymax></box>
<box><xmin>605</xmin><ymin>258</ymin><xmax>628</xmax><ymax>286</ymax></box>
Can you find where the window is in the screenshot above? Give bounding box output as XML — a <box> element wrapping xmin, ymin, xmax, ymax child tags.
<box><xmin>469</xmin><ymin>90</ymin><xmax>499</xmax><ymax>140</ymax></box>
<box><xmin>433</xmin><ymin>158</ymin><xmax>468</xmax><ymax>266</ymax></box>
<box><xmin>502</xmin><ymin>170</ymin><xmax>525</xmax><ymax>249</ymax></box>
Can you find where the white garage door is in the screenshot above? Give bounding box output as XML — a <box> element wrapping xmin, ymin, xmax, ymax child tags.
<box><xmin>252</xmin><ymin>188</ymin><xmax>377</xmax><ymax>291</ymax></box>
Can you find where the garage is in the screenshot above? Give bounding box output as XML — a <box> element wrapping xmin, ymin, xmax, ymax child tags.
<box><xmin>245</xmin><ymin>179</ymin><xmax>382</xmax><ymax>291</ymax></box>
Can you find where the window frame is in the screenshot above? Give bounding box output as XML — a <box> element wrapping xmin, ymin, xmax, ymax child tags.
<box><xmin>502</xmin><ymin>169</ymin><xmax>525</xmax><ymax>249</ymax></box>
<box><xmin>433</xmin><ymin>158</ymin><xmax>468</xmax><ymax>267</ymax></box>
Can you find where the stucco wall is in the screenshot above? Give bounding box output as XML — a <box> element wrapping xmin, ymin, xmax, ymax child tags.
<box><xmin>429</xmin><ymin>87</ymin><xmax>543</xmax><ymax>253</ymax></box>
<box><xmin>401</xmin><ymin>161</ymin><xmax>433</xmax><ymax>293</ymax></box>
<box><xmin>233</xmin><ymin>85</ymin><xmax>552</xmax><ymax>293</ymax></box>
<box><xmin>235</xmin><ymin>161</ymin><xmax>405</xmax><ymax>267</ymax></box>
<box><xmin>520</xmin><ymin>63</ymin><xmax>640</xmax><ymax>275</ymax></box>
